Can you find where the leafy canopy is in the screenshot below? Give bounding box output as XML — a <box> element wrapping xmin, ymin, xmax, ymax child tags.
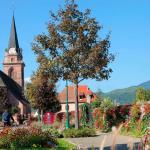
<box><xmin>32</xmin><ymin>0</ymin><xmax>114</xmax><ymax>84</ymax></box>
<box><xmin>136</xmin><ymin>87</ymin><xmax>150</xmax><ymax>103</ymax></box>
<box><xmin>100</xmin><ymin>97</ymin><xmax>114</xmax><ymax>112</ymax></box>
<box><xmin>26</xmin><ymin>69</ymin><xmax>61</xmax><ymax>113</ymax></box>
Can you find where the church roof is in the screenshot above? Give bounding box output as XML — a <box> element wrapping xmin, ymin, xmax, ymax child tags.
<box><xmin>0</xmin><ymin>70</ymin><xmax>29</xmax><ymax>104</ymax></box>
<box><xmin>0</xmin><ymin>76</ymin><xmax>5</xmax><ymax>87</ymax></box>
<box><xmin>8</xmin><ymin>15</ymin><xmax>20</xmax><ymax>51</ymax></box>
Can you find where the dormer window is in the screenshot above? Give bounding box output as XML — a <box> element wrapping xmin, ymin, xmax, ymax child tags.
<box><xmin>79</xmin><ymin>93</ymin><xmax>85</xmax><ymax>100</ymax></box>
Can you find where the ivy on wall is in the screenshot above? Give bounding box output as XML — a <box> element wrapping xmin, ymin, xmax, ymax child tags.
<box><xmin>80</xmin><ymin>103</ymin><xmax>93</xmax><ymax>127</ymax></box>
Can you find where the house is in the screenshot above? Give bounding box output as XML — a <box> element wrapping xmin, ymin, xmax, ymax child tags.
<box><xmin>0</xmin><ymin>15</ymin><xmax>30</xmax><ymax>115</ymax></box>
<box><xmin>58</xmin><ymin>85</ymin><xmax>96</xmax><ymax>112</ymax></box>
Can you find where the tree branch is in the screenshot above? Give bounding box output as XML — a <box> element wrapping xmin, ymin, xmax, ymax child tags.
<box><xmin>78</xmin><ymin>78</ymin><xmax>84</xmax><ymax>83</ymax></box>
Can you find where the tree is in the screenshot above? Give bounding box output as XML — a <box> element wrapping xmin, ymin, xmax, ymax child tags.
<box><xmin>26</xmin><ymin>68</ymin><xmax>61</xmax><ymax>114</ymax></box>
<box><xmin>136</xmin><ymin>87</ymin><xmax>150</xmax><ymax>103</ymax></box>
<box><xmin>91</xmin><ymin>95</ymin><xmax>103</xmax><ymax>109</ymax></box>
<box><xmin>100</xmin><ymin>97</ymin><xmax>114</xmax><ymax>112</ymax></box>
<box><xmin>35</xmin><ymin>79</ymin><xmax>61</xmax><ymax>114</ymax></box>
<box><xmin>32</xmin><ymin>0</ymin><xmax>114</xmax><ymax>129</ymax></box>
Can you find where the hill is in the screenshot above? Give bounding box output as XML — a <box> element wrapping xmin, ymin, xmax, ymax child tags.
<box><xmin>139</xmin><ymin>81</ymin><xmax>150</xmax><ymax>89</ymax></box>
<box><xmin>100</xmin><ymin>80</ymin><xmax>150</xmax><ymax>104</ymax></box>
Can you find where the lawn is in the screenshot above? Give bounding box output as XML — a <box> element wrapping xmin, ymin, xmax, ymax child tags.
<box><xmin>55</xmin><ymin>139</ymin><xmax>77</xmax><ymax>150</ymax></box>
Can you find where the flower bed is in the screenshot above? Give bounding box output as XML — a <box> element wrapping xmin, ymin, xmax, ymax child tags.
<box><xmin>0</xmin><ymin>127</ymin><xmax>57</xmax><ymax>149</ymax></box>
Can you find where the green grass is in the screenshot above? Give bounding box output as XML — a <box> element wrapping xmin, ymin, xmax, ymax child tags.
<box><xmin>22</xmin><ymin>139</ymin><xmax>77</xmax><ymax>150</ymax></box>
<box><xmin>55</xmin><ymin>139</ymin><xmax>77</xmax><ymax>150</ymax></box>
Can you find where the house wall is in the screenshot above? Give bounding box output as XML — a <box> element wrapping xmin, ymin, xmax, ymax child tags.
<box><xmin>60</xmin><ymin>103</ymin><xmax>84</xmax><ymax>112</ymax></box>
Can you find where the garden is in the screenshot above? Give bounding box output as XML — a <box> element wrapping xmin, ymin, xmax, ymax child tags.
<box><xmin>0</xmin><ymin>89</ymin><xmax>150</xmax><ymax>149</ymax></box>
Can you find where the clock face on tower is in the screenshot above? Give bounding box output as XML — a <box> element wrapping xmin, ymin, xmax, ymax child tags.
<box><xmin>9</xmin><ymin>48</ymin><xmax>16</xmax><ymax>54</ymax></box>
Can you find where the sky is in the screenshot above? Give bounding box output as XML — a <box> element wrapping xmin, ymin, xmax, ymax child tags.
<box><xmin>0</xmin><ymin>0</ymin><xmax>150</xmax><ymax>93</ymax></box>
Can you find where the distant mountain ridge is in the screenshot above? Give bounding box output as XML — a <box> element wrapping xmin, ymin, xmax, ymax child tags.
<box><xmin>138</xmin><ymin>81</ymin><xmax>150</xmax><ymax>89</ymax></box>
<box><xmin>101</xmin><ymin>80</ymin><xmax>150</xmax><ymax>104</ymax></box>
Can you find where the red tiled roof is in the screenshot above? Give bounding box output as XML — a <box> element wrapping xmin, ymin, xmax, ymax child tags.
<box><xmin>58</xmin><ymin>85</ymin><xmax>96</xmax><ymax>103</ymax></box>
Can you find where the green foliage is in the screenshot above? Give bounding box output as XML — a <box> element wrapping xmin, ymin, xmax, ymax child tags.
<box><xmin>130</xmin><ymin>104</ymin><xmax>140</xmax><ymax>120</ymax></box>
<box><xmin>121</xmin><ymin>104</ymin><xmax>150</xmax><ymax>138</ymax></box>
<box><xmin>63</xmin><ymin>127</ymin><xmax>96</xmax><ymax>138</ymax></box>
<box><xmin>103</xmin><ymin>86</ymin><xmax>137</xmax><ymax>105</ymax></box>
<box><xmin>100</xmin><ymin>81</ymin><xmax>150</xmax><ymax>105</ymax></box>
<box><xmin>102</xmin><ymin>120</ymin><xmax>110</xmax><ymax>132</ymax></box>
<box><xmin>56</xmin><ymin>139</ymin><xmax>77</xmax><ymax>150</ymax></box>
<box><xmin>80</xmin><ymin>103</ymin><xmax>93</xmax><ymax>127</ymax></box>
<box><xmin>100</xmin><ymin>97</ymin><xmax>114</xmax><ymax>112</ymax></box>
<box><xmin>123</xmin><ymin>120</ymin><xmax>149</xmax><ymax>138</ymax></box>
<box><xmin>136</xmin><ymin>87</ymin><xmax>150</xmax><ymax>103</ymax></box>
<box><xmin>25</xmin><ymin>81</ymin><xmax>37</xmax><ymax>108</ymax></box>
<box><xmin>91</xmin><ymin>95</ymin><xmax>102</xmax><ymax>109</ymax></box>
<box><xmin>42</xmin><ymin>125</ymin><xmax>63</xmax><ymax>138</ymax></box>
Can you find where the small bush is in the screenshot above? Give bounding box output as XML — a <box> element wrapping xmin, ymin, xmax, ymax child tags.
<box><xmin>0</xmin><ymin>127</ymin><xmax>57</xmax><ymax>149</ymax></box>
<box><xmin>63</xmin><ymin>127</ymin><xmax>96</xmax><ymax>138</ymax></box>
<box><xmin>42</xmin><ymin>124</ymin><xmax>63</xmax><ymax>138</ymax></box>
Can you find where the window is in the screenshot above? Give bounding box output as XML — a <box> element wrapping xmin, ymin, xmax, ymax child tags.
<box><xmin>79</xmin><ymin>94</ymin><xmax>85</xmax><ymax>100</ymax></box>
<box><xmin>8</xmin><ymin>67</ymin><xmax>14</xmax><ymax>78</ymax></box>
<box><xmin>10</xmin><ymin>58</ymin><xmax>14</xmax><ymax>62</ymax></box>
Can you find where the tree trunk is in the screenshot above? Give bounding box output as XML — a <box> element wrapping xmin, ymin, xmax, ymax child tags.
<box><xmin>41</xmin><ymin>109</ymin><xmax>43</xmax><ymax>123</ymax></box>
<box><xmin>75</xmin><ymin>83</ymin><xmax>79</xmax><ymax>129</ymax></box>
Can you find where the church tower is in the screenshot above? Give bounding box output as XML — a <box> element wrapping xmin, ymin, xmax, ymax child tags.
<box><xmin>3</xmin><ymin>15</ymin><xmax>25</xmax><ymax>89</ymax></box>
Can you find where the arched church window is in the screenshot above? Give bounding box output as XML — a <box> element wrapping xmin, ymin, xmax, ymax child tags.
<box><xmin>8</xmin><ymin>67</ymin><xmax>14</xmax><ymax>78</ymax></box>
<box><xmin>10</xmin><ymin>58</ymin><xmax>14</xmax><ymax>62</ymax></box>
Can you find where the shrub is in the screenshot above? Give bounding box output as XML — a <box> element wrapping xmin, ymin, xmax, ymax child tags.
<box><xmin>80</xmin><ymin>103</ymin><xmax>93</xmax><ymax>127</ymax></box>
<box><xmin>121</xmin><ymin>103</ymin><xmax>150</xmax><ymax>138</ymax></box>
<box><xmin>130</xmin><ymin>104</ymin><xmax>140</xmax><ymax>120</ymax></box>
<box><xmin>91</xmin><ymin>95</ymin><xmax>102</xmax><ymax>109</ymax></box>
<box><xmin>63</xmin><ymin>127</ymin><xmax>96</xmax><ymax>138</ymax></box>
<box><xmin>92</xmin><ymin>108</ymin><xmax>104</xmax><ymax>129</ymax></box>
<box><xmin>42</xmin><ymin>124</ymin><xmax>63</xmax><ymax>138</ymax></box>
<box><xmin>0</xmin><ymin>127</ymin><xmax>57</xmax><ymax>149</ymax></box>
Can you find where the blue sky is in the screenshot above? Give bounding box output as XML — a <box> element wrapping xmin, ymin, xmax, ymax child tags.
<box><xmin>0</xmin><ymin>0</ymin><xmax>150</xmax><ymax>93</ymax></box>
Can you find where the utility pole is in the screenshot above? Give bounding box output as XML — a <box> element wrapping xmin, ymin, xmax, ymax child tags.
<box><xmin>66</xmin><ymin>80</ymin><xmax>70</xmax><ymax>129</ymax></box>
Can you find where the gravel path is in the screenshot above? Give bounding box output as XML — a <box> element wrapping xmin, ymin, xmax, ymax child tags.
<box><xmin>67</xmin><ymin>133</ymin><xmax>140</xmax><ymax>150</ymax></box>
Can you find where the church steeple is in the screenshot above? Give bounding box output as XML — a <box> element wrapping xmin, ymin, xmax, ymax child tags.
<box><xmin>8</xmin><ymin>15</ymin><xmax>22</xmax><ymax>57</ymax></box>
<box><xmin>9</xmin><ymin>15</ymin><xmax>19</xmax><ymax>49</ymax></box>
<box><xmin>3</xmin><ymin>14</ymin><xmax>25</xmax><ymax>88</ymax></box>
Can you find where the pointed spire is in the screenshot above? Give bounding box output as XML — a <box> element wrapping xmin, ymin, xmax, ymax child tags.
<box><xmin>8</xmin><ymin>14</ymin><xmax>20</xmax><ymax>51</ymax></box>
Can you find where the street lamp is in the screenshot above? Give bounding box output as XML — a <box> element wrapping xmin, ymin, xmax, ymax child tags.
<box><xmin>66</xmin><ymin>80</ymin><xmax>70</xmax><ymax>129</ymax></box>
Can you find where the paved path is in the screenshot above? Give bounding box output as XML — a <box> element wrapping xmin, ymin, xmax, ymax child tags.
<box><xmin>67</xmin><ymin>133</ymin><xmax>140</xmax><ymax>150</ymax></box>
